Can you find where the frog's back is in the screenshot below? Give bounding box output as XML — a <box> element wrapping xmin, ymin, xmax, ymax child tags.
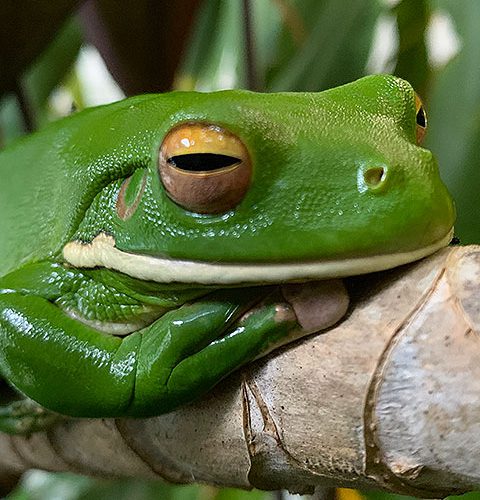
<box><xmin>0</xmin><ymin>95</ymin><xmax>161</xmax><ymax>277</ymax></box>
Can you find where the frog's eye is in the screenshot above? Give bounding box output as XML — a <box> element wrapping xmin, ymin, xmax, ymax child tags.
<box><xmin>158</xmin><ymin>123</ymin><xmax>252</xmax><ymax>214</ymax></box>
<box><xmin>415</xmin><ymin>93</ymin><xmax>427</xmax><ymax>144</ymax></box>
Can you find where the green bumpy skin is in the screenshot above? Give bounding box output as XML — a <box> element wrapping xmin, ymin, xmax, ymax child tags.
<box><xmin>0</xmin><ymin>75</ymin><xmax>455</xmax><ymax>420</ymax></box>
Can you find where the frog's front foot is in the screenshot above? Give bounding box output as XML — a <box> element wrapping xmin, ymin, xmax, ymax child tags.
<box><xmin>0</xmin><ymin>398</ymin><xmax>62</xmax><ymax>435</ymax></box>
<box><xmin>0</xmin><ymin>260</ymin><xmax>350</xmax><ymax>421</ymax></box>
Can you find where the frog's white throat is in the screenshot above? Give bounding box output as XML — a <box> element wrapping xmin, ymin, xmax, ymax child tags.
<box><xmin>63</xmin><ymin>231</ymin><xmax>453</xmax><ymax>285</ymax></box>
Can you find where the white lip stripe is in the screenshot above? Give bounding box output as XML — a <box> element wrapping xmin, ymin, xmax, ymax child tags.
<box><xmin>63</xmin><ymin>230</ymin><xmax>453</xmax><ymax>285</ymax></box>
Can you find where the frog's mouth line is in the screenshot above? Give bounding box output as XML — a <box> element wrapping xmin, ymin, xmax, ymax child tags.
<box><xmin>63</xmin><ymin>229</ymin><xmax>454</xmax><ymax>285</ymax></box>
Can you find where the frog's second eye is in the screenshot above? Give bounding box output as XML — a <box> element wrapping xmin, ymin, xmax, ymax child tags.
<box><xmin>159</xmin><ymin>123</ymin><xmax>252</xmax><ymax>214</ymax></box>
<box><xmin>415</xmin><ymin>94</ymin><xmax>427</xmax><ymax>144</ymax></box>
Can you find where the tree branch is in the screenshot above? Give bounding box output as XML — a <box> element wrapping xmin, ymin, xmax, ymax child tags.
<box><xmin>0</xmin><ymin>245</ymin><xmax>478</xmax><ymax>497</ymax></box>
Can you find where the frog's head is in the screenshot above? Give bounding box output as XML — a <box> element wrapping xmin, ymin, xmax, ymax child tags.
<box><xmin>64</xmin><ymin>75</ymin><xmax>455</xmax><ymax>284</ymax></box>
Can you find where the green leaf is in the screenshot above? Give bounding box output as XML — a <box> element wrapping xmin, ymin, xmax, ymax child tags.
<box><xmin>0</xmin><ymin>95</ymin><xmax>26</xmax><ymax>147</ymax></box>
<box><xmin>0</xmin><ymin>1</ymin><xmax>80</xmax><ymax>98</ymax></box>
<box><xmin>267</xmin><ymin>0</ymin><xmax>382</xmax><ymax>91</ymax></box>
<box><xmin>22</xmin><ymin>17</ymin><xmax>83</xmax><ymax>128</ymax></box>
<box><xmin>176</xmin><ymin>0</ymin><xmax>248</xmax><ymax>90</ymax></box>
<box><xmin>214</xmin><ymin>488</ymin><xmax>274</xmax><ymax>500</ymax></box>
<box><xmin>425</xmin><ymin>0</ymin><xmax>480</xmax><ymax>244</ymax></box>
<box><xmin>362</xmin><ymin>489</ymin><xmax>480</xmax><ymax>500</ymax></box>
<box><xmin>0</xmin><ymin>16</ymin><xmax>82</xmax><ymax>144</ymax></box>
<box><xmin>179</xmin><ymin>0</ymin><xmax>382</xmax><ymax>92</ymax></box>
<box><xmin>393</xmin><ymin>0</ymin><xmax>431</xmax><ymax>97</ymax></box>
<box><xmin>7</xmin><ymin>471</ymin><xmax>211</xmax><ymax>500</ymax></box>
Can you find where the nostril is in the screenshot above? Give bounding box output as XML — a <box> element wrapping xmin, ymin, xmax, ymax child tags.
<box><xmin>364</xmin><ymin>166</ymin><xmax>386</xmax><ymax>187</ymax></box>
<box><xmin>357</xmin><ymin>164</ymin><xmax>388</xmax><ymax>193</ymax></box>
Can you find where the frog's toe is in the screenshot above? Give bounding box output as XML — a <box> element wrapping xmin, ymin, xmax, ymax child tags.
<box><xmin>281</xmin><ymin>279</ymin><xmax>349</xmax><ymax>334</ymax></box>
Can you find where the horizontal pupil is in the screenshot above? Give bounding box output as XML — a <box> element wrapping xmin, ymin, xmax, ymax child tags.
<box><xmin>168</xmin><ymin>153</ymin><xmax>240</xmax><ymax>172</ymax></box>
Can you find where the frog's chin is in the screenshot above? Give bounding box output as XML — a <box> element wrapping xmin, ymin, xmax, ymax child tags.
<box><xmin>63</xmin><ymin>229</ymin><xmax>454</xmax><ymax>285</ymax></box>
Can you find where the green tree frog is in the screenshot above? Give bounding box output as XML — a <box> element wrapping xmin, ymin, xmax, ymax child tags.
<box><xmin>0</xmin><ymin>75</ymin><xmax>455</xmax><ymax>430</ymax></box>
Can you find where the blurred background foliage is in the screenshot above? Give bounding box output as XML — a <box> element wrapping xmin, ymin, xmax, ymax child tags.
<box><xmin>0</xmin><ymin>0</ymin><xmax>478</xmax><ymax>498</ymax></box>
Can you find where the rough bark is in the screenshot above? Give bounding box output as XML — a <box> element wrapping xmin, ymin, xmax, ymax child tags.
<box><xmin>0</xmin><ymin>245</ymin><xmax>478</xmax><ymax>497</ymax></box>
